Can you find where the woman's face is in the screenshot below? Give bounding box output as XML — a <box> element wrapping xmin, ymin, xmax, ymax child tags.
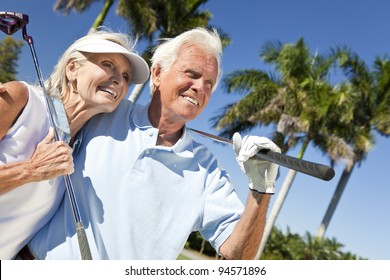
<box><xmin>70</xmin><ymin>52</ymin><xmax>132</xmax><ymax>113</ymax></box>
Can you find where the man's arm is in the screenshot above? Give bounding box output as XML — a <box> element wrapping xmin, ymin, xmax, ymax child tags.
<box><xmin>218</xmin><ymin>132</ymin><xmax>280</xmax><ymax>259</ymax></box>
<box><xmin>219</xmin><ymin>191</ymin><xmax>270</xmax><ymax>259</ymax></box>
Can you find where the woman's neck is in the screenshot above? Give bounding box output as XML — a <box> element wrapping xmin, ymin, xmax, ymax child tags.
<box><xmin>62</xmin><ymin>93</ymin><xmax>97</xmax><ymax>140</ymax></box>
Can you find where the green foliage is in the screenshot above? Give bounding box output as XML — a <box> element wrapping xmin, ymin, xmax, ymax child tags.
<box><xmin>115</xmin><ymin>0</ymin><xmax>230</xmax><ymax>62</ymax></box>
<box><xmin>116</xmin><ymin>0</ymin><xmax>212</xmax><ymax>41</ymax></box>
<box><xmin>53</xmin><ymin>0</ymin><xmax>101</xmax><ymax>14</ymax></box>
<box><xmin>176</xmin><ymin>254</ymin><xmax>191</xmax><ymax>260</ymax></box>
<box><xmin>215</xmin><ymin>36</ymin><xmax>390</xmax><ymax>168</ymax></box>
<box><xmin>214</xmin><ymin>37</ymin><xmax>352</xmax><ymax>163</ymax></box>
<box><xmin>372</xmin><ymin>56</ymin><xmax>390</xmax><ymax>136</ymax></box>
<box><xmin>0</xmin><ymin>36</ymin><xmax>24</xmax><ymax>82</ymax></box>
<box><xmin>261</xmin><ymin>226</ymin><xmax>365</xmax><ymax>260</ymax></box>
<box><xmin>184</xmin><ymin>227</ymin><xmax>364</xmax><ymax>260</ymax></box>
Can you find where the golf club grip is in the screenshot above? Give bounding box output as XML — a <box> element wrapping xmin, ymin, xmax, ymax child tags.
<box><xmin>256</xmin><ymin>150</ymin><xmax>335</xmax><ymax>181</ymax></box>
<box><xmin>76</xmin><ymin>222</ymin><xmax>93</xmax><ymax>260</ymax></box>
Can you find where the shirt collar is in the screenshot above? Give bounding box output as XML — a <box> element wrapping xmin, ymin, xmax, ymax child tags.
<box><xmin>133</xmin><ymin>103</ymin><xmax>194</xmax><ymax>158</ymax></box>
<box><xmin>173</xmin><ymin>127</ymin><xmax>194</xmax><ymax>158</ymax></box>
<box><xmin>133</xmin><ymin>102</ymin><xmax>153</xmax><ymax>129</ymax></box>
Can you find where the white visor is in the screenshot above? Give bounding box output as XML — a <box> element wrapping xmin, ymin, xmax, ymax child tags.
<box><xmin>73</xmin><ymin>38</ymin><xmax>149</xmax><ymax>84</ymax></box>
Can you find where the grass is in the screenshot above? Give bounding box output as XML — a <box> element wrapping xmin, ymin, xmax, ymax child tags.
<box><xmin>177</xmin><ymin>254</ymin><xmax>191</xmax><ymax>260</ymax></box>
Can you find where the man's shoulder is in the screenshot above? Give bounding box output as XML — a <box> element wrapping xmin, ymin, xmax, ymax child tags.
<box><xmin>81</xmin><ymin>99</ymin><xmax>140</xmax><ymax>139</ymax></box>
<box><xmin>112</xmin><ymin>99</ymin><xmax>137</xmax><ymax>115</ymax></box>
<box><xmin>92</xmin><ymin>99</ymin><xmax>139</xmax><ymax>122</ymax></box>
<box><xmin>189</xmin><ymin>133</ymin><xmax>226</xmax><ymax>171</ymax></box>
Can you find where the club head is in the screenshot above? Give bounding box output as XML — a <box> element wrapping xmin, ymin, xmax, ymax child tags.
<box><xmin>0</xmin><ymin>11</ymin><xmax>29</xmax><ymax>35</ymax></box>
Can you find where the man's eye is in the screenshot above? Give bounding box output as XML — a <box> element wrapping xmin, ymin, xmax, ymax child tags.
<box><xmin>205</xmin><ymin>81</ymin><xmax>213</xmax><ymax>89</ymax></box>
<box><xmin>187</xmin><ymin>70</ymin><xmax>198</xmax><ymax>78</ymax></box>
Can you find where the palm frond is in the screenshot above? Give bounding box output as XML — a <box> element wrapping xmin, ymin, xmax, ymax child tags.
<box><xmin>54</xmin><ymin>0</ymin><xmax>99</xmax><ymax>14</ymax></box>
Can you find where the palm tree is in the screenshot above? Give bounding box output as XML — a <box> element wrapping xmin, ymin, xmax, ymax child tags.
<box><xmin>301</xmin><ymin>231</ymin><xmax>346</xmax><ymax>259</ymax></box>
<box><xmin>261</xmin><ymin>227</ymin><xmax>359</xmax><ymax>259</ymax></box>
<box><xmin>0</xmin><ymin>36</ymin><xmax>24</xmax><ymax>82</ymax></box>
<box><xmin>212</xmin><ymin>38</ymin><xmax>353</xmax><ymax>259</ymax></box>
<box><xmin>261</xmin><ymin>226</ymin><xmax>304</xmax><ymax>260</ymax></box>
<box><xmin>371</xmin><ymin>56</ymin><xmax>390</xmax><ymax>136</ymax></box>
<box><xmin>316</xmin><ymin>53</ymin><xmax>390</xmax><ymax>238</ymax></box>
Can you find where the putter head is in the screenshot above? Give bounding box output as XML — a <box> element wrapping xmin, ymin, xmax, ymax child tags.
<box><xmin>0</xmin><ymin>11</ymin><xmax>29</xmax><ymax>35</ymax></box>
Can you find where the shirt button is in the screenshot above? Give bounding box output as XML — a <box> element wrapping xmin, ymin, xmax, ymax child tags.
<box><xmin>145</xmin><ymin>150</ymin><xmax>150</xmax><ymax>155</ymax></box>
<box><xmin>148</xmin><ymin>131</ymin><xmax>153</xmax><ymax>137</ymax></box>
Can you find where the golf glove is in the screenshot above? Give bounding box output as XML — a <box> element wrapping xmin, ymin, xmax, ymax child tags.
<box><xmin>233</xmin><ymin>132</ymin><xmax>281</xmax><ymax>194</ymax></box>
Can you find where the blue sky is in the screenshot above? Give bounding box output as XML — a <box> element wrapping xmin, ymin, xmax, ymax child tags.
<box><xmin>1</xmin><ymin>0</ymin><xmax>389</xmax><ymax>260</ymax></box>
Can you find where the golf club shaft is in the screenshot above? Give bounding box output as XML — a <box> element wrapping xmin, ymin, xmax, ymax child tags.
<box><xmin>26</xmin><ymin>37</ymin><xmax>93</xmax><ymax>261</ymax></box>
<box><xmin>188</xmin><ymin>128</ymin><xmax>335</xmax><ymax>181</ymax></box>
<box><xmin>25</xmin><ymin>38</ymin><xmax>82</xmax><ymax>221</ymax></box>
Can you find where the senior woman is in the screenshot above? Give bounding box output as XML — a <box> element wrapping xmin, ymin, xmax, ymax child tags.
<box><xmin>0</xmin><ymin>29</ymin><xmax>149</xmax><ymax>259</ymax></box>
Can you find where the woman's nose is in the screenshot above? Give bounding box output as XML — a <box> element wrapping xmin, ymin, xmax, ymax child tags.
<box><xmin>110</xmin><ymin>71</ymin><xmax>121</xmax><ymax>85</ymax></box>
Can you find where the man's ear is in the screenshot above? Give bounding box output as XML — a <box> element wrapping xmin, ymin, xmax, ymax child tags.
<box><xmin>151</xmin><ymin>66</ymin><xmax>162</xmax><ymax>87</ymax></box>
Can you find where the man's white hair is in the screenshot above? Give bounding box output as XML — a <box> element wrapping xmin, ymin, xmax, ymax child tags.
<box><xmin>149</xmin><ymin>27</ymin><xmax>223</xmax><ymax>96</ymax></box>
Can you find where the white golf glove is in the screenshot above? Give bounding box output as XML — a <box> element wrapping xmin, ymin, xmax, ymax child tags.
<box><xmin>233</xmin><ymin>132</ymin><xmax>281</xmax><ymax>194</ymax></box>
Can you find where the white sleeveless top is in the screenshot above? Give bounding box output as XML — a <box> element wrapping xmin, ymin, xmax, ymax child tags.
<box><xmin>0</xmin><ymin>83</ymin><xmax>65</xmax><ymax>259</ymax></box>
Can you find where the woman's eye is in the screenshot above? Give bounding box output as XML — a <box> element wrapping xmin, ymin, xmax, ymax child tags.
<box><xmin>102</xmin><ymin>61</ymin><xmax>113</xmax><ymax>68</ymax></box>
<box><xmin>123</xmin><ymin>73</ymin><xmax>130</xmax><ymax>83</ymax></box>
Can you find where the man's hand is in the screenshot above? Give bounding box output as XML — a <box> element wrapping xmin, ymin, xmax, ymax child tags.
<box><xmin>233</xmin><ymin>132</ymin><xmax>280</xmax><ymax>194</ymax></box>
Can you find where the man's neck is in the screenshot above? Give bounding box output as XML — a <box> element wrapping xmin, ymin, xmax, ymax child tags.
<box><xmin>156</xmin><ymin>129</ymin><xmax>183</xmax><ymax>146</ymax></box>
<box><xmin>148</xmin><ymin>103</ymin><xmax>185</xmax><ymax>147</ymax></box>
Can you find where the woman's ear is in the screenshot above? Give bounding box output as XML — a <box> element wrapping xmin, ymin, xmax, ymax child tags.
<box><xmin>65</xmin><ymin>59</ymin><xmax>78</xmax><ymax>82</ymax></box>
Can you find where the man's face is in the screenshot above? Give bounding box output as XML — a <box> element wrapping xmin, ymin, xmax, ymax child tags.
<box><xmin>153</xmin><ymin>44</ymin><xmax>218</xmax><ymax>124</ymax></box>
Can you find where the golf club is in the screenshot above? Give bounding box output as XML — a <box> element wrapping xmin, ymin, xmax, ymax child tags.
<box><xmin>1</xmin><ymin>11</ymin><xmax>92</xmax><ymax>260</ymax></box>
<box><xmin>188</xmin><ymin>128</ymin><xmax>335</xmax><ymax>181</ymax></box>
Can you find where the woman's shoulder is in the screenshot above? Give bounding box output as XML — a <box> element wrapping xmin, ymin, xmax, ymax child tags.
<box><xmin>1</xmin><ymin>81</ymin><xmax>29</xmax><ymax>107</ymax></box>
<box><xmin>0</xmin><ymin>81</ymin><xmax>31</xmax><ymax>139</ymax></box>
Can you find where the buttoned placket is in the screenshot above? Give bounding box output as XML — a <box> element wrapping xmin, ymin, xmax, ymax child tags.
<box><xmin>132</xmin><ymin>127</ymin><xmax>159</xmax><ymax>173</ymax></box>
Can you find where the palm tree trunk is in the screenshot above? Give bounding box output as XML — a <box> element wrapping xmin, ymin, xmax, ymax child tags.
<box><xmin>129</xmin><ymin>82</ymin><xmax>147</xmax><ymax>103</ymax></box>
<box><xmin>89</xmin><ymin>0</ymin><xmax>114</xmax><ymax>33</ymax></box>
<box><xmin>316</xmin><ymin>162</ymin><xmax>355</xmax><ymax>238</ymax></box>
<box><xmin>200</xmin><ymin>239</ymin><xmax>205</xmax><ymax>254</ymax></box>
<box><xmin>255</xmin><ymin>136</ymin><xmax>310</xmax><ymax>259</ymax></box>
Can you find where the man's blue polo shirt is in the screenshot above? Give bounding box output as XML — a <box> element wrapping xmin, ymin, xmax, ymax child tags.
<box><xmin>29</xmin><ymin>100</ymin><xmax>244</xmax><ymax>259</ymax></box>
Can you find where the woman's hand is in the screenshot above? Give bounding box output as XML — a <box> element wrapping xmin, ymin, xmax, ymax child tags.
<box><xmin>29</xmin><ymin>127</ymin><xmax>74</xmax><ymax>181</ymax></box>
